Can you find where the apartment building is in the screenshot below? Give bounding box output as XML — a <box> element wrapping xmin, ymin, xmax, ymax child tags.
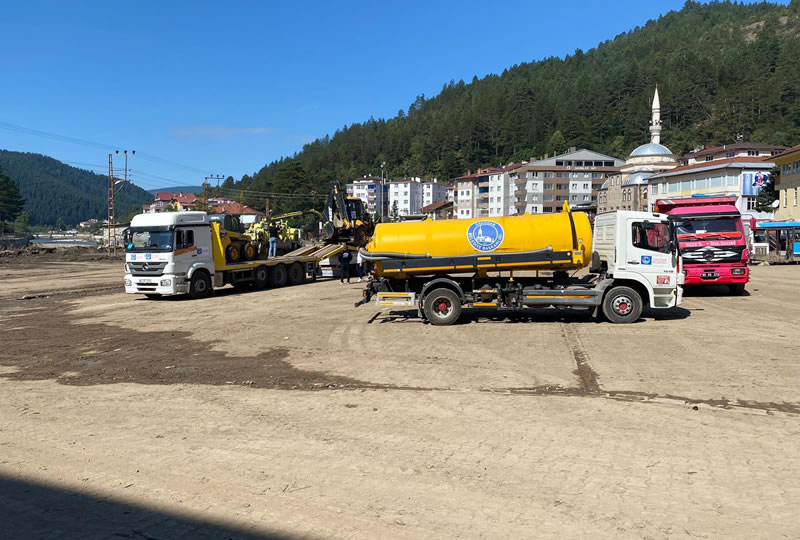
<box><xmin>346</xmin><ymin>176</ymin><xmax>388</xmax><ymax>217</ymax></box>
<box><xmin>488</xmin><ymin>164</ymin><xmax>522</xmax><ymax>217</ymax></box>
<box><xmin>771</xmin><ymin>144</ymin><xmax>800</xmax><ymax>220</ymax></box>
<box><xmin>680</xmin><ymin>142</ymin><xmax>785</xmax><ymax>166</ymax></box>
<box><xmin>648</xmin><ymin>157</ymin><xmax>776</xmax><ymax>218</ymax></box>
<box><xmin>513</xmin><ymin>149</ymin><xmax>623</xmax><ymax>215</ymax></box>
<box><xmin>452</xmin><ymin>169</ymin><xmax>500</xmax><ymax>219</ymax></box>
<box><xmin>387</xmin><ymin>177</ymin><xmax>447</xmax><ymax>216</ymax></box>
<box><xmin>422</xmin><ymin>180</ymin><xmax>448</xmax><ymax>209</ymax></box>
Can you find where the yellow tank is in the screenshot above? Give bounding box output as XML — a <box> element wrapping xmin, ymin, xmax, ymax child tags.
<box><xmin>366</xmin><ymin>208</ymin><xmax>593</xmax><ymax>277</ymax></box>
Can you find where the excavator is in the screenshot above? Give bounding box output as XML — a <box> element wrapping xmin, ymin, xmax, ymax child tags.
<box><xmin>247</xmin><ymin>209</ymin><xmax>323</xmax><ymax>257</ymax></box>
<box><xmin>321</xmin><ymin>180</ymin><xmax>374</xmax><ymax>247</ymax></box>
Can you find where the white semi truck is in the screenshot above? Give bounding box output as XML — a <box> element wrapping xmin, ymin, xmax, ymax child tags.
<box><xmin>123</xmin><ymin>211</ymin><xmax>344</xmax><ymax>298</ymax></box>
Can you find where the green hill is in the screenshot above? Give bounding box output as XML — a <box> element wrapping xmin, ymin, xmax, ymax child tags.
<box><xmin>233</xmin><ymin>0</ymin><xmax>800</xmax><ymax>212</ymax></box>
<box><xmin>0</xmin><ymin>150</ymin><xmax>153</xmax><ymax>226</ymax></box>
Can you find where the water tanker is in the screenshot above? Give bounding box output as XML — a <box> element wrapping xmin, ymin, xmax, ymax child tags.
<box><xmin>356</xmin><ymin>209</ymin><xmax>684</xmax><ymax>325</ymax></box>
<box><xmin>364</xmin><ymin>210</ymin><xmax>593</xmax><ymax>278</ymax></box>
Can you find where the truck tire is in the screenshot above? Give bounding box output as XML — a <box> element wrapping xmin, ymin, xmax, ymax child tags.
<box><xmin>225</xmin><ymin>244</ymin><xmax>240</xmax><ymax>263</ymax></box>
<box><xmin>242</xmin><ymin>243</ymin><xmax>257</xmax><ymax>261</ymax></box>
<box><xmin>422</xmin><ymin>288</ymin><xmax>462</xmax><ymax>326</ymax></box>
<box><xmin>189</xmin><ymin>271</ymin><xmax>212</xmax><ymax>299</ymax></box>
<box><xmin>269</xmin><ymin>264</ymin><xmax>287</xmax><ymax>288</ymax></box>
<box><xmin>602</xmin><ymin>286</ymin><xmax>642</xmax><ymax>324</ymax></box>
<box><xmin>254</xmin><ymin>265</ymin><xmax>269</xmax><ymax>289</ymax></box>
<box><xmin>287</xmin><ymin>262</ymin><xmax>305</xmax><ymax>285</ymax></box>
<box><xmin>729</xmin><ymin>283</ymin><xmax>746</xmax><ymax>295</ymax></box>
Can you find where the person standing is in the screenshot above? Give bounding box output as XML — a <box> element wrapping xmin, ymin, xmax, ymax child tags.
<box><xmin>338</xmin><ymin>247</ymin><xmax>352</xmax><ymax>284</ymax></box>
<box><xmin>268</xmin><ymin>223</ymin><xmax>279</xmax><ymax>258</ymax></box>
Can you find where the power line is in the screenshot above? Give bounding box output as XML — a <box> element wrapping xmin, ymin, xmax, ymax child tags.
<box><xmin>0</xmin><ymin>120</ymin><xmax>213</xmax><ymax>176</ymax></box>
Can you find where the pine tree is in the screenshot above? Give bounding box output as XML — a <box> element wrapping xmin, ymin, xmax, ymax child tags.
<box><xmin>55</xmin><ymin>217</ymin><xmax>65</xmax><ymax>231</ymax></box>
<box><xmin>0</xmin><ymin>169</ymin><xmax>25</xmax><ymax>231</ymax></box>
<box><xmin>390</xmin><ymin>200</ymin><xmax>400</xmax><ymax>221</ymax></box>
<box><xmin>13</xmin><ymin>212</ymin><xmax>29</xmax><ymax>233</ymax></box>
<box><xmin>755</xmin><ymin>167</ymin><xmax>780</xmax><ymax>212</ymax></box>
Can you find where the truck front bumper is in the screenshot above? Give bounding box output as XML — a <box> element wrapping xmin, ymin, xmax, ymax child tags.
<box><xmin>124</xmin><ymin>274</ymin><xmax>189</xmax><ymax>296</ymax></box>
<box><xmin>684</xmin><ymin>264</ymin><xmax>748</xmax><ymax>286</ymax></box>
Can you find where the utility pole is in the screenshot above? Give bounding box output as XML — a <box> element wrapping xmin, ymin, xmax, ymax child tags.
<box><xmin>106</xmin><ymin>150</ymin><xmax>134</xmax><ymax>255</ymax></box>
<box><xmin>204</xmin><ymin>175</ymin><xmax>224</xmax><ymax>198</ymax></box>
<box><xmin>380</xmin><ymin>161</ymin><xmax>386</xmax><ymax>222</ymax></box>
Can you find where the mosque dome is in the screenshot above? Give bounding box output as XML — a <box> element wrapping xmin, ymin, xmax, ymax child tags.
<box><xmin>622</xmin><ymin>172</ymin><xmax>653</xmax><ymax>187</ymax></box>
<box><xmin>629</xmin><ymin>142</ymin><xmax>673</xmax><ymax>158</ymax></box>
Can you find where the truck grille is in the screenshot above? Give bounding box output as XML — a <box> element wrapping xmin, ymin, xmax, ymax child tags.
<box><xmin>682</xmin><ymin>246</ymin><xmax>743</xmax><ymax>264</ymax></box>
<box><xmin>129</xmin><ymin>261</ymin><xmax>167</xmax><ymax>276</ymax></box>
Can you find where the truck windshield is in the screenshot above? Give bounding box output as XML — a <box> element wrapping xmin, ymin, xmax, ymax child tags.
<box><xmin>676</xmin><ymin>218</ymin><xmax>741</xmax><ymax>239</ymax></box>
<box><xmin>125</xmin><ymin>227</ymin><xmax>173</xmax><ymax>252</ymax></box>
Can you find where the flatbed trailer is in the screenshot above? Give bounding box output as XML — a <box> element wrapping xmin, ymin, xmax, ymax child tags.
<box><xmin>123</xmin><ymin>211</ymin><xmax>346</xmax><ymax>299</ymax></box>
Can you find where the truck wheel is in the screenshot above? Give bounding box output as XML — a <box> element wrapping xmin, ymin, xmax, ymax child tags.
<box><xmin>269</xmin><ymin>264</ymin><xmax>287</xmax><ymax>288</ymax></box>
<box><xmin>254</xmin><ymin>265</ymin><xmax>269</xmax><ymax>289</ymax></box>
<box><xmin>422</xmin><ymin>288</ymin><xmax>462</xmax><ymax>326</ymax></box>
<box><xmin>602</xmin><ymin>286</ymin><xmax>642</xmax><ymax>324</ymax></box>
<box><xmin>729</xmin><ymin>284</ymin><xmax>746</xmax><ymax>295</ymax></box>
<box><xmin>225</xmin><ymin>244</ymin><xmax>240</xmax><ymax>263</ymax></box>
<box><xmin>242</xmin><ymin>243</ymin><xmax>256</xmax><ymax>261</ymax></box>
<box><xmin>189</xmin><ymin>271</ymin><xmax>212</xmax><ymax>299</ymax></box>
<box><xmin>287</xmin><ymin>262</ymin><xmax>305</xmax><ymax>285</ymax></box>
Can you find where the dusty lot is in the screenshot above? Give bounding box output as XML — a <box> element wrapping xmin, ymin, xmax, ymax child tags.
<box><xmin>1</xmin><ymin>261</ymin><xmax>799</xmax><ymax>538</ymax></box>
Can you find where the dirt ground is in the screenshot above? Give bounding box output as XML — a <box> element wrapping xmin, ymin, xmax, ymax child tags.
<box><xmin>1</xmin><ymin>260</ymin><xmax>799</xmax><ymax>538</ymax></box>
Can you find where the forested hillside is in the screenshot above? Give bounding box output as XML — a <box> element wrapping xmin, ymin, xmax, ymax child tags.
<box><xmin>234</xmin><ymin>0</ymin><xmax>800</xmax><ymax>212</ymax></box>
<box><xmin>0</xmin><ymin>150</ymin><xmax>152</xmax><ymax>226</ymax></box>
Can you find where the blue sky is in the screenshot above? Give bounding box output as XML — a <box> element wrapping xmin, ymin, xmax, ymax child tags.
<box><xmin>0</xmin><ymin>1</ymin><xmax>786</xmax><ymax>190</ymax></box>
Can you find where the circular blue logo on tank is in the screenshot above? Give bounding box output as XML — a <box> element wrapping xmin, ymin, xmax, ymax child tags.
<box><xmin>467</xmin><ymin>221</ymin><xmax>504</xmax><ymax>252</ymax></box>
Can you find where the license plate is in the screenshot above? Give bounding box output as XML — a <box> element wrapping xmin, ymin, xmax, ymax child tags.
<box><xmin>700</xmin><ymin>272</ymin><xmax>719</xmax><ymax>280</ymax></box>
<box><xmin>138</xmin><ymin>279</ymin><xmax>153</xmax><ymax>284</ymax></box>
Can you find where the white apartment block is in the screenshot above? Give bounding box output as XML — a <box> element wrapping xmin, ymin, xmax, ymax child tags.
<box><xmin>422</xmin><ymin>181</ymin><xmax>448</xmax><ymax>209</ymax></box>
<box><xmin>346</xmin><ymin>176</ymin><xmax>388</xmax><ymax>217</ymax></box>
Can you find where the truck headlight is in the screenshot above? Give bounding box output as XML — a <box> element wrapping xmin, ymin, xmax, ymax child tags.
<box><xmin>732</xmin><ymin>268</ymin><xmax>745</xmax><ymax>276</ymax></box>
<box><xmin>160</xmin><ymin>279</ymin><xmax>172</xmax><ymax>286</ymax></box>
<box><xmin>124</xmin><ymin>279</ymin><xmax>131</xmax><ymax>286</ymax></box>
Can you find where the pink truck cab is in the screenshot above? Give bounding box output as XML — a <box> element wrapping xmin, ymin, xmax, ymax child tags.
<box><xmin>654</xmin><ymin>196</ymin><xmax>748</xmax><ymax>295</ymax></box>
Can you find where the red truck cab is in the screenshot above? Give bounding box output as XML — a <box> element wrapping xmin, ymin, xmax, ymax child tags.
<box><xmin>654</xmin><ymin>196</ymin><xmax>748</xmax><ymax>295</ymax></box>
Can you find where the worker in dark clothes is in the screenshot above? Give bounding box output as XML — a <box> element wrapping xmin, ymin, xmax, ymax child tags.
<box><xmin>268</xmin><ymin>223</ymin><xmax>279</xmax><ymax>258</ymax></box>
<box><xmin>338</xmin><ymin>247</ymin><xmax>353</xmax><ymax>284</ymax></box>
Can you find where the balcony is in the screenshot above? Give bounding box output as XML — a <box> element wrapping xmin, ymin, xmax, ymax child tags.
<box><xmin>514</xmin><ymin>177</ymin><xmax>527</xmax><ymax>188</ymax></box>
<box><xmin>477</xmin><ymin>202</ymin><xmax>489</xmax><ymax>209</ymax></box>
<box><xmin>514</xmin><ymin>200</ymin><xmax>527</xmax><ymax>209</ymax></box>
<box><xmin>514</xmin><ymin>189</ymin><xmax>527</xmax><ymax>199</ymax></box>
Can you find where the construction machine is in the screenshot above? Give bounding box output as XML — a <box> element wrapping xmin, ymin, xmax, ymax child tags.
<box><xmin>208</xmin><ymin>214</ymin><xmax>257</xmax><ymax>263</ymax></box>
<box><xmin>247</xmin><ymin>209</ymin><xmax>323</xmax><ymax>256</ymax></box>
<box><xmin>321</xmin><ymin>180</ymin><xmax>374</xmax><ymax>247</ymax></box>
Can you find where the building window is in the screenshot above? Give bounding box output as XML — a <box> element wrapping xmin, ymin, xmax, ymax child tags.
<box><xmin>747</xmin><ymin>150</ymin><xmax>760</xmax><ymax>156</ymax></box>
<box><xmin>651</xmin><ymin>185</ymin><xmax>657</xmax><ymax>194</ymax></box>
<box><xmin>784</xmin><ymin>190</ymin><xmax>789</xmax><ymax>208</ymax></box>
<box><xmin>543</xmin><ymin>194</ymin><xmax>554</xmax><ymax>201</ymax></box>
<box><xmin>726</xmin><ymin>152</ymin><xmax>735</xmax><ymax>158</ymax></box>
<box><xmin>795</xmin><ymin>188</ymin><xmax>798</xmax><ymax>206</ymax></box>
<box><xmin>705</xmin><ymin>156</ymin><xmax>714</xmax><ymax>161</ymax></box>
<box><xmin>746</xmin><ymin>197</ymin><xmax>757</xmax><ymax>211</ymax></box>
<box><xmin>583</xmin><ymin>183</ymin><xmax>590</xmax><ymax>189</ymax></box>
<box><xmin>544</xmin><ymin>172</ymin><xmax>553</xmax><ymax>178</ymax></box>
<box><xmin>794</xmin><ymin>161</ymin><xmax>800</xmax><ymax>174</ymax></box>
<box><xmin>783</xmin><ymin>164</ymin><xmax>792</xmax><ymax>175</ymax></box>
<box><xmin>571</xmin><ymin>183</ymin><xmax>578</xmax><ymax>189</ymax></box>
<box><xmin>556</xmin><ymin>184</ymin><xmax>568</xmax><ymax>190</ymax></box>
<box><xmin>543</xmin><ymin>183</ymin><xmax>553</xmax><ymax>190</ymax></box>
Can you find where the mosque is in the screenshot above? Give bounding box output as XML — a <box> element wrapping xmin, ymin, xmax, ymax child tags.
<box><xmin>597</xmin><ymin>88</ymin><xmax>679</xmax><ymax>213</ymax></box>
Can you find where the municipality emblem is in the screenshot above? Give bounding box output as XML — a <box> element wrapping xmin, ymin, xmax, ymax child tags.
<box><xmin>467</xmin><ymin>221</ymin><xmax>504</xmax><ymax>252</ymax></box>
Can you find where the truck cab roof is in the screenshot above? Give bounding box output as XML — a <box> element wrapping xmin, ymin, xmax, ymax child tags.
<box><xmin>130</xmin><ymin>211</ymin><xmax>209</xmax><ymax>227</ymax></box>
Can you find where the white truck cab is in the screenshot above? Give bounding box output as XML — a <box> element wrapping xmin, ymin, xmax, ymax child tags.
<box><xmin>592</xmin><ymin>211</ymin><xmax>684</xmax><ymax>310</ymax></box>
<box><xmin>123</xmin><ymin>212</ymin><xmax>214</xmax><ymax>297</ymax></box>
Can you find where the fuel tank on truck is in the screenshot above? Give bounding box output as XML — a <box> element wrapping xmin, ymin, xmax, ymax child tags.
<box><xmin>365</xmin><ymin>208</ymin><xmax>593</xmax><ymax>277</ymax></box>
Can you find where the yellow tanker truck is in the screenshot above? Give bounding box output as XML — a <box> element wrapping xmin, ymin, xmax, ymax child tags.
<box><xmin>355</xmin><ymin>205</ymin><xmax>684</xmax><ymax>325</ymax></box>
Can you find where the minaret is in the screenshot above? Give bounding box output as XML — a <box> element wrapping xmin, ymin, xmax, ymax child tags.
<box><xmin>649</xmin><ymin>87</ymin><xmax>662</xmax><ymax>144</ymax></box>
